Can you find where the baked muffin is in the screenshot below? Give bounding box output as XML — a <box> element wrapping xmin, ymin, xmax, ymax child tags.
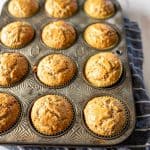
<box><xmin>84</xmin><ymin>23</ymin><xmax>119</xmax><ymax>50</ymax></box>
<box><xmin>41</xmin><ymin>21</ymin><xmax>76</xmax><ymax>49</ymax></box>
<box><xmin>36</xmin><ymin>54</ymin><xmax>76</xmax><ymax>87</ymax></box>
<box><xmin>0</xmin><ymin>93</ymin><xmax>20</xmax><ymax>133</ymax></box>
<box><xmin>45</xmin><ymin>0</ymin><xmax>78</xmax><ymax>18</ymax></box>
<box><xmin>84</xmin><ymin>52</ymin><xmax>122</xmax><ymax>87</ymax></box>
<box><xmin>8</xmin><ymin>0</ymin><xmax>39</xmax><ymax>18</ymax></box>
<box><xmin>84</xmin><ymin>0</ymin><xmax>115</xmax><ymax>19</ymax></box>
<box><xmin>31</xmin><ymin>94</ymin><xmax>74</xmax><ymax>135</ymax></box>
<box><xmin>0</xmin><ymin>53</ymin><xmax>29</xmax><ymax>86</ymax></box>
<box><xmin>0</xmin><ymin>21</ymin><xmax>34</xmax><ymax>49</ymax></box>
<box><xmin>84</xmin><ymin>96</ymin><xmax>127</xmax><ymax>136</ymax></box>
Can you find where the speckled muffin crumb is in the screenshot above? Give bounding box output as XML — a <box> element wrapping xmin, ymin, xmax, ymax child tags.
<box><xmin>84</xmin><ymin>23</ymin><xmax>119</xmax><ymax>50</ymax></box>
<box><xmin>0</xmin><ymin>21</ymin><xmax>34</xmax><ymax>49</ymax></box>
<box><xmin>84</xmin><ymin>96</ymin><xmax>127</xmax><ymax>136</ymax></box>
<box><xmin>84</xmin><ymin>0</ymin><xmax>115</xmax><ymax>19</ymax></box>
<box><xmin>84</xmin><ymin>52</ymin><xmax>122</xmax><ymax>87</ymax></box>
<box><xmin>36</xmin><ymin>54</ymin><xmax>77</xmax><ymax>87</ymax></box>
<box><xmin>45</xmin><ymin>0</ymin><xmax>78</xmax><ymax>18</ymax></box>
<box><xmin>42</xmin><ymin>21</ymin><xmax>76</xmax><ymax>49</ymax></box>
<box><xmin>8</xmin><ymin>0</ymin><xmax>39</xmax><ymax>18</ymax></box>
<box><xmin>0</xmin><ymin>93</ymin><xmax>20</xmax><ymax>133</ymax></box>
<box><xmin>0</xmin><ymin>53</ymin><xmax>29</xmax><ymax>86</ymax></box>
<box><xmin>31</xmin><ymin>94</ymin><xmax>74</xmax><ymax>135</ymax></box>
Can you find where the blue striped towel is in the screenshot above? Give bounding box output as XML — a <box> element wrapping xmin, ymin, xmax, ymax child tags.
<box><xmin>0</xmin><ymin>18</ymin><xmax>149</xmax><ymax>150</ymax></box>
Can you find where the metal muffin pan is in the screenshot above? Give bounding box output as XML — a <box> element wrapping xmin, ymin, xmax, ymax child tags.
<box><xmin>0</xmin><ymin>0</ymin><xmax>136</xmax><ymax>146</ymax></box>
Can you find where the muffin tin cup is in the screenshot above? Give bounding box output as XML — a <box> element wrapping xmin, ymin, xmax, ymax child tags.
<box><xmin>0</xmin><ymin>24</ymin><xmax>36</xmax><ymax>50</ymax></box>
<box><xmin>82</xmin><ymin>95</ymin><xmax>130</xmax><ymax>140</ymax></box>
<box><xmin>83</xmin><ymin>0</ymin><xmax>117</xmax><ymax>20</ymax></box>
<box><xmin>32</xmin><ymin>53</ymin><xmax>78</xmax><ymax>89</ymax></box>
<box><xmin>6</xmin><ymin>0</ymin><xmax>41</xmax><ymax>19</ymax></box>
<box><xmin>82</xmin><ymin>22</ymin><xmax>121</xmax><ymax>51</ymax></box>
<box><xmin>82</xmin><ymin>52</ymin><xmax>125</xmax><ymax>89</ymax></box>
<box><xmin>40</xmin><ymin>21</ymin><xmax>79</xmax><ymax>51</ymax></box>
<box><xmin>45</xmin><ymin>0</ymin><xmax>79</xmax><ymax>19</ymax></box>
<box><xmin>0</xmin><ymin>91</ymin><xmax>23</xmax><ymax>136</ymax></box>
<box><xmin>0</xmin><ymin>52</ymin><xmax>31</xmax><ymax>88</ymax></box>
<box><xmin>27</xmin><ymin>93</ymin><xmax>76</xmax><ymax>138</ymax></box>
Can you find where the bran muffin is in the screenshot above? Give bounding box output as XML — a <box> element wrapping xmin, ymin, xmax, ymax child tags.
<box><xmin>84</xmin><ymin>0</ymin><xmax>115</xmax><ymax>19</ymax></box>
<box><xmin>0</xmin><ymin>21</ymin><xmax>34</xmax><ymax>49</ymax></box>
<box><xmin>45</xmin><ymin>0</ymin><xmax>78</xmax><ymax>18</ymax></box>
<box><xmin>0</xmin><ymin>93</ymin><xmax>21</xmax><ymax>133</ymax></box>
<box><xmin>84</xmin><ymin>23</ymin><xmax>119</xmax><ymax>50</ymax></box>
<box><xmin>0</xmin><ymin>53</ymin><xmax>29</xmax><ymax>86</ymax></box>
<box><xmin>8</xmin><ymin>0</ymin><xmax>39</xmax><ymax>18</ymax></box>
<box><xmin>36</xmin><ymin>54</ymin><xmax>77</xmax><ymax>87</ymax></box>
<box><xmin>84</xmin><ymin>96</ymin><xmax>127</xmax><ymax>137</ymax></box>
<box><xmin>84</xmin><ymin>52</ymin><xmax>122</xmax><ymax>87</ymax></box>
<box><xmin>30</xmin><ymin>94</ymin><xmax>74</xmax><ymax>135</ymax></box>
<box><xmin>41</xmin><ymin>21</ymin><xmax>76</xmax><ymax>49</ymax></box>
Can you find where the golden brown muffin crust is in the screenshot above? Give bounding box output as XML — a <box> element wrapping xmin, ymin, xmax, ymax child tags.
<box><xmin>0</xmin><ymin>53</ymin><xmax>29</xmax><ymax>86</ymax></box>
<box><xmin>0</xmin><ymin>21</ymin><xmax>34</xmax><ymax>48</ymax></box>
<box><xmin>84</xmin><ymin>23</ymin><xmax>119</xmax><ymax>50</ymax></box>
<box><xmin>0</xmin><ymin>93</ymin><xmax>20</xmax><ymax>133</ymax></box>
<box><xmin>84</xmin><ymin>0</ymin><xmax>115</xmax><ymax>19</ymax></box>
<box><xmin>84</xmin><ymin>96</ymin><xmax>127</xmax><ymax>136</ymax></box>
<box><xmin>8</xmin><ymin>0</ymin><xmax>39</xmax><ymax>18</ymax></box>
<box><xmin>31</xmin><ymin>94</ymin><xmax>74</xmax><ymax>135</ymax></box>
<box><xmin>84</xmin><ymin>52</ymin><xmax>122</xmax><ymax>87</ymax></box>
<box><xmin>45</xmin><ymin>0</ymin><xmax>78</xmax><ymax>18</ymax></box>
<box><xmin>42</xmin><ymin>21</ymin><xmax>76</xmax><ymax>49</ymax></box>
<box><xmin>36</xmin><ymin>54</ymin><xmax>76</xmax><ymax>87</ymax></box>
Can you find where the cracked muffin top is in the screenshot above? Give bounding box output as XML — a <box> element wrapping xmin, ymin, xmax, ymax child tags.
<box><xmin>36</xmin><ymin>54</ymin><xmax>77</xmax><ymax>87</ymax></box>
<box><xmin>41</xmin><ymin>21</ymin><xmax>76</xmax><ymax>49</ymax></box>
<box><xmin>84</xmin><ymin>0</ymin><xmax>115</xmax><ymax>19</ymax></box>
<box><xmin>0</xmin><ymin>21</ymin><xmax>34</xmax><ymax>49</ymax></box>
<box><xmin>84</xmin><ymin>96</ymin><xmax>127</xmax><ymax>136</ymax></box>
<box><xmin>45</xmin><ymin>0</ymin><xmax>78</xmax><ymax>18</ymax></box>
<box><xmin>84</xmin><ymin>52</ymin><xmax>122</xmax><ymax>87</ymax></box>
<box><xmin>0</xmin><ymin>92</ymin><xmax>20</xmax><ymax>133</ymax></box>
<box><xmin>0</xmin><ymin>53</ymin><xmax>29</xmax><ymax>86</ymax></box>
<box><xmin>31</xmin><ymin>94</ymin><xmax>74</xmax><ymax>135</ymax></box>
<box><xmin>8</xmin><ymin>0</ymin><xmax>39</xmax><ymax>18</ymax></box>
<box><xmin>84</xmin><ymin>23</ymin><xmax>119</xmax><ymax>50</ymax></box>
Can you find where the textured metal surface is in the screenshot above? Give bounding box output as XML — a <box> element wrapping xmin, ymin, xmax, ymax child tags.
<box><xmin>0</xmin><ymin>0</ymin><xmax>136</xmax><ymax>146</ymax></box>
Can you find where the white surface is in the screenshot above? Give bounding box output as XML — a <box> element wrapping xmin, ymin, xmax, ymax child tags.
<box><xmin>118</xmin><ymin>0</ymin><xmax>150</xmax><ymax>96</ymax></box>
<box><xmin>0</xmin><ymin>0</ymin><xmax>149</xmax><ymax>96</ymax></box>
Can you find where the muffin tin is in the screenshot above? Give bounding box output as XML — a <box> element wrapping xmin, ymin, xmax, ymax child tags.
<box><xmin>0</xmin><ymin>0</ymin><xmax>136</xmax><ymax>146</ymax></box>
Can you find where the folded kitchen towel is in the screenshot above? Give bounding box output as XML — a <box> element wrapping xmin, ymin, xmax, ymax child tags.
<box><xmin>0</xmin><ymin>18</ymin><xmax>149</xmax><ymax>150</ymax></box>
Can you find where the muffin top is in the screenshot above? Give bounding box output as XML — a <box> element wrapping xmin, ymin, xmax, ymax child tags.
<box><xmin>84</xmin><ymin>96</ymin><xmax>127</xmax><ymax>136</ymax></box>
<box><xmin>84</xmin><ymin>0</ymin><xmax>115</xmax><ymax>19</ymax></box>
<box><xmin>45</xmin><ymin>0</ymin><xmax>78</xmax><ymax>18</ymax></box>
<box><xmin>8</xmin><ymin>0</ymin><xmax>39</xmax><ymax>18</ymax></box>
<box><xmin>36</xmin><ymin>54</ymin><xmax>76</xmax><ymax>87</ymax></box>
<box><xmin>0</xmin><ymin>93</ymin><xmax>20</xmax><ymax>133</ymax></box>
<box><xmin>0</xmin><ymin>21</ymin><xmax>34</xmax><ymax>49</ymax></box>
<box><xmin>31</xmin><ymin>94</ymin><xmax>74</xmax><ymax>135</ymax></box>
<box><xmin>42</xmin><ymin>21</ymin><xmax>76</xmax><ymax>49</ymax></box>
<box><xmin>84</xmin><ymin>52</ymin><xmax>122</xmax><ymax>87</ymax></box>
<box><xmin>84</xmin><ymin>23</ymin><xmax>119</xmax><ymax>50</ymax></box>
<box><xmin>0</xmin><ymin>53</ymin><xmax>29</xmax><ymax>86</ymax></box>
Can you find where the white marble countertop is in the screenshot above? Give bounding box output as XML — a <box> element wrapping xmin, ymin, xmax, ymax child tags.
<box><xmin>0</xmin><ymin>0</ymin><xmax>149</xmax><ymax>96</ymax></box>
